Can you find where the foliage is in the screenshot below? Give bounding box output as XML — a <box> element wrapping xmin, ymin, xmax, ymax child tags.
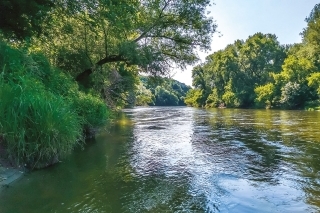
<box><xmin>281</xmin><ymin>54</ymin><xmax>316</xmax><ymax>83</ymax></box>
<box><xmin>186</xmin><ymin>3</ymin><xmax>320</xmax><ymax>110</ymax></box>
<box><xmin>302</xmin><ymin>3</ymin><xmax>320</xmax><ymax>47</ymax></box>
<box><xmin>185</xmin><ymin>89</ymin><xmax>205</xmax><ymax>107</ymax></box>
<box><xmin>186</xmin><ymin>33</ymin><xmax>286</xmax><ymax>108</ymax></box>
<box><xmin>72</xmin><ymin>92</ymin><xmax>109</xmax><ymax>128</ymax></box>
<box><xmin>28</xmin><ymin>0</ymin><xmax>216</xmax><ymax>88</ymax></box>
<box><xmin>0</xmin><ymin>40</ymin><xmax>109</xmax><ymax>167</ymax></box>
<box><xmin>0</xmin><ymin>0</ymin><xmax>53</xmax><ymax>39</ymax></box>
<box><xmin>192</xmin><ymin>65</ymin><xmax>210</xmax><ymax>90</ymax></box>
<box><xmin>222</xmin><ymin>91</ymin><xmax>240</xmax><ymax>108</ymax></box>
<box><xmin>135</xmin><ymin>82</ymin><xmax>154</xmax><ymax>106</ymax></box>
<box><xmin>0</xmin><ymin>73</ymin><xmax>82</xmax><ymax>168</ymax></box>
<box><xmin>254</xmin><ymin>83</ymin><xmax>276</xmax><ymax>108</ymax></box>
<box><xmin>304</xmin><ymin>100</ymin><xmax>320</xmax><ymax>110</ymax></box>
<box><xmin>139</xmin><ymin>76</ymin><xmax>191</xmax><ymax>106</ymax></box>
<box><xmin>307</xmin><ymin>72</ymin><xmax>320</xmax><ymax>96</ymax></box>
<box><xmin>154</xmin><ymin>86</ymin><xmax>179</xmax><ymax>106</ymax></box>
<box><xmin>99</xmin><ymin>65</ymin><xmax>139</xmax><ymax>109</ymax></box>
<box><xmin>280</xmin><ymin>82</ymin><xmax>304</xmax><ymax>109</ymax></box>
<box><xmin>205</xmin><ymin>88</ymin><xmax>221</xmax><ymax>108</ymax></box>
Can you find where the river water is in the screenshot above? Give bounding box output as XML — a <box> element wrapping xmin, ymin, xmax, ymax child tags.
<box><xmin>1</xmin><ymin>107</ymin><xmax>320</xmax><ymax>212</ymax></box>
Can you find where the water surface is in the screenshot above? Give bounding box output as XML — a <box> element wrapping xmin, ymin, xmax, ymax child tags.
<box><xmin>1</xmin><ymin>107</ymin><xmax>320</xmax><ymax>212</ymax></box>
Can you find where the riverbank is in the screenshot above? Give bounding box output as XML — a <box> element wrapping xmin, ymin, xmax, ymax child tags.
<box><xmin>0</xmin><ymin>142</ymin><xmax>24</xmax><ymax>191</ymax></box>
<box><xmin>0</xmin><ymin>165</ymin><xmax>24</xmax><ymax>192</ymax></box>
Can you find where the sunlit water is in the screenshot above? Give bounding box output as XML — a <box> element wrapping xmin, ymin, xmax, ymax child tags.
<box><xmin>1</xmin><ymin>107</ymin><xmax>320</xmax><ymax>212</ymax></box>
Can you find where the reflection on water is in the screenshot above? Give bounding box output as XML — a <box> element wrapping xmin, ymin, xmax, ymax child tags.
<box><xmin>0</xmin><ymin>107</ymin><xmax>320</xmax><ymax>212</ymax></box>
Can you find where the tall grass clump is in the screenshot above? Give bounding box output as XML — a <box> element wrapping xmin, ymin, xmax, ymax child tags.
<box><xmin>72</xmin><ymin>92</ymin><xmax>110</xmax><ymax>130</ymax></box>
<box><xmin>0</xmin><ymin>40</ymin><xmax>110</xmax><ymax>168</ymax></box>
<box><xmin>0</xmin><ymin>75</ymin><xmax>83</xmax><ymax>168</ymax></box>
<box><xmin>45</xmin><ymin>68</ymin><xmax>110</xmax><ymax>135</ymax></box>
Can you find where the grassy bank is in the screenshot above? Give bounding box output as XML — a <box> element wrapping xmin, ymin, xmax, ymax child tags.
<box><xmin>0</xmin><ymin>41</ymin><xmax>110</xmax><ymax>169</ymax></box>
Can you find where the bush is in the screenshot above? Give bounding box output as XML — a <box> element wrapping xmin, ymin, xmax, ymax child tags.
<box><xmin>184</xmin><ymin>89</ymin><xmax>204</xmax><ymax>107</ymax></box>
<box><xmin>41</xmin><ymin>66</ymin><xmax>109</xmax><ymax>130</ymax></box>
<box><xmin>280</xmin><ymin>82</ymin><xmax>304</xmax><ymax>109</ymax></box>
<box><xmin>304</xmin><ymin>100</ymin><xmax>320</xmax><ymax>111</ymax></box>
<box><xmin>0</xmin><ymin>40</ymin><xmax>110</xmax><ymax>168</ymax></box>
<box><xmin>0</xmin><ymin>42</ymin><xmax>51</xmax><ymax>82</ymax></box>
<box><xmin>254</xmin><ymin>83</ymin><xmax>276</xmax><ymax>108</ymax></box>
<box><xmin>0</xmin><ymin>75</ymin><xmax>83</xmax><ymax>168</ymax></box>
<box><xmin>205</xmin><ymin>88</ymin><xmax>221</xmax><ymax>108</ymax></box>
<box><xmin>72</xmin><ymin>92</ymin><xmax>110</xmax><ymax>129</ymax></box>
<box><xmin>45</xmin><ymin>68</ymin><xmax>79</xmax><ymax>97</ymax></box>
<box><xmin>222</xmin><ymin>91</ymin><xmax>241</xmax><ymax>108</ymax></box>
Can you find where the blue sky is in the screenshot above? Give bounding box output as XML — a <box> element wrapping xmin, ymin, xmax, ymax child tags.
<box><xmin>173</xmin><ymin>0</ymin><xmax>320</xmax><ymax>86</ymax></box>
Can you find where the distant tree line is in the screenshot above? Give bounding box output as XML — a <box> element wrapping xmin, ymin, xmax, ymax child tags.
<box><xmin>135</xmin><ymin>76</ymin><xmax>191</xmax><ymax>106</ymax></box>
<box><xmin>185</xmin><ymin>4</ymin><xmax>320</xmax><ymax>110</ymax></box>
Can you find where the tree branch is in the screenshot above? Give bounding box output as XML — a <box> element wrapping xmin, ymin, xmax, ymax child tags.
<box><xmin>133</xmin><ymin>0</ymin><xmax>172</xmax><ymax>43</ymax></box>
<box><xmin>75</xmin><ymin>54</ymin><xmax>127</xmax><ymax>82</ymax></box>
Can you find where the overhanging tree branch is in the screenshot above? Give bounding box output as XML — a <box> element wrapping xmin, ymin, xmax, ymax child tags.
<box><xmin>75</xmin><ymin>54</ymin><xmax>128</xmax><ymax>82</ymax></box>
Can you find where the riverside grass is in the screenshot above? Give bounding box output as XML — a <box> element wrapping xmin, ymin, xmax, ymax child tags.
<box><xmin>0</xmin><ymin>76</ymin><xmax>83</xmax><ymax>166</ymax></box>
<box><xmin>0</xmin><ymin>40</ymin><xmax>109</xmax><ymax>168</ymax></box>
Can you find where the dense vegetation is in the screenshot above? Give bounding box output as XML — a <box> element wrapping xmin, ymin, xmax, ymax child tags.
<box><xmin>0</xmin><ymin>0</ymin><xmax>215</xmax><ymax>168</ymax></box>
<box><xmin>135</xmin><ymin>76</ymin><xmax>191</xmax><ymax>106</ymax></box>
<box><xmin>185</xmin><ymin>4</ymin><xmax>320</xmax><ymax>110</ymax></box>
<box><xmin>0</xmin><ymin>41</ymin><xmax>109</xmax><ymax>168</ymax></box>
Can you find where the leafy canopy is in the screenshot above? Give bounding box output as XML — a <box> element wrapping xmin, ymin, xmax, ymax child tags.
<box><xmin>33</xmin><ymin>0</ymin><xmax>216</xmax><ymax>82</ymax></box>
<box><xmin>0</xmin><ymin>0</ymin><xmax>53</xmax><ymax>39</ymax></box>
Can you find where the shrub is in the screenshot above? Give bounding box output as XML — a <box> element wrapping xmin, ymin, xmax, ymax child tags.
<box><xmin>0</xmin><ymin>40</ymin><xmax>110</xmax><ymax>168</ymax></box>
<box><xmin>0</xmin><ymin>42</ymin><xmax>51</xmax><ymax>82</ymax></box>
<box><xmin>0</xmin><ymin>75</ymin><xmax>83</xmax><ymax>167</ymax></box>
<box><xmin>45</xmin><ymin>67</ymin><xmax>79</xmax><ymax>97</ymax></box>
<box><xmin>304</xmin><ymin>100</ymin><xmax>320</xmax><ymax>111</ymax></box>
<box><xmin>46</xmin><ymin>69</ymin><xmax>110</xmax><ymax>130</ymax></box>
<box><xmin>184</xmin><ymin>89</ymin><xmax>204</xmax><ymax>107</ymax></box>
<box><xmin>222</xmin><ymin>91</ymin><xmax>241</xmax><ymax>108</ymax></box>
<box><xmin>254</xmin><ymin>83</ymin><xmax>276</xmax><ymax>108</ymax></box>
<box><xmin>72</xmin><ymin>92</ymin><xmax>110</xmax><ymax>129</ymax></box>
<box><xmin>280</xmin><ymin>82</ymin><xmax>304</xmax><ymax>109</ymax></box>
<box><xmin>206</xmin><ymin>88</ymin><xmax>221</xmax><ymax>108</ymax></box>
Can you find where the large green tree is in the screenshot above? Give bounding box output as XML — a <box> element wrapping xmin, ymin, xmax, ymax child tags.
<box><xmin>33</xmin><ymin>0</ymin><xmax>216</xmax><ymax>86</ymax></box>
<box><xmin>302</xmin><ymin>3</ymin><xmax>320</xmax><ymax>47</ymax></box>
<box><xmin>186</xmin><ymin>33</ymin><xmax>286</xmax><ymax>108</ymax></box>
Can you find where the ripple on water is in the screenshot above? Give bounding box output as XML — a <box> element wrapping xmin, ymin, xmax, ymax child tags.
<box><xmin>123</xmin><ymin>107</ymin><xmax>320</xmax><ymax>212</ymax></box>
<box><xmin>0</xmin><ymin>107</ymin><xmax>319</xmax><ymax>213</ymax></box>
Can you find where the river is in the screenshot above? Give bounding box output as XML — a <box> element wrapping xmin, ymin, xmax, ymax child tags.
<box><xmin>0</xmin><ymin>107</ymin><xmax>320</xmax><ymax>212</ymax></box>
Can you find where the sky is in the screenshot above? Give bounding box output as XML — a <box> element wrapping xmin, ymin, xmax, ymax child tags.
<box><xmin>172</xmin><ymin>0</ymin><xmax>320</xmax><ymax>86</ymax></box>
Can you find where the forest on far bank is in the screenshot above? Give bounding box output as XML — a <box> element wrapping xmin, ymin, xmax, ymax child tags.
<box><xmin>185</xmin><ymin>4</ymin><xmax>320</xmax><ymax>110</ymax></box>
<box><xmin>135</xmin><ymin>76</ymin><xmax>191</xmax><ymax>106</ymax></box>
